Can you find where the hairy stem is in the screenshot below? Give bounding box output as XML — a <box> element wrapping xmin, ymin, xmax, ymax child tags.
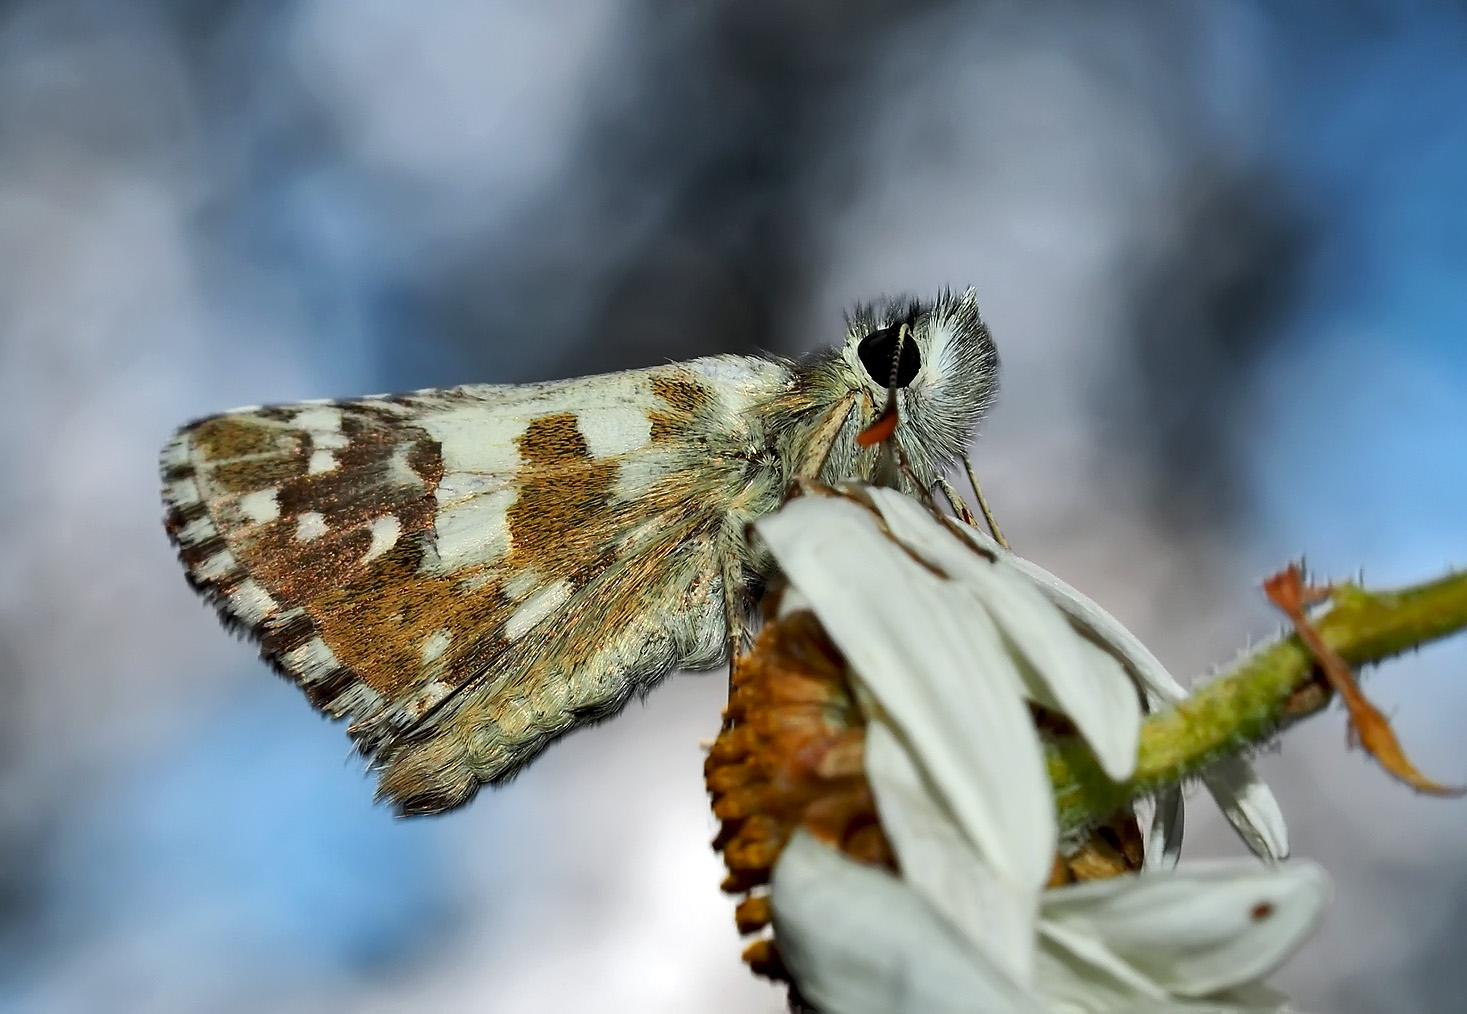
<box><xmin>1049</xmin><ymin>570</ymin><xmax>1467</xmax><ymax>835</ymax></box>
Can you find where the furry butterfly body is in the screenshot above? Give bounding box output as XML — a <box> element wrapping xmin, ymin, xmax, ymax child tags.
<box><xmin>161</xmin><ymin>291</ymin><xmax>999</xmax><ymax>813</ymax></box>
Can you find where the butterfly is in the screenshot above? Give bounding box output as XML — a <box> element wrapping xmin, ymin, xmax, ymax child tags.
<box><xmin>160</xmin><ymin>289</ymin><xmax>1000</xmax><ymax>814</ymax></box>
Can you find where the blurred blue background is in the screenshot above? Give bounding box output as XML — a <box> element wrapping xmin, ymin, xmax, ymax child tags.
<box><xmin>0</xmin><ymin>2</ymin><xmax>1463</xmax><ymax>1011</ymax></box>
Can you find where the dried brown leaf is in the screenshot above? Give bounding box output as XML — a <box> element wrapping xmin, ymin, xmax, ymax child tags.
<box><xmin>1265</xmin><ymin>564</ymin><xmax>1465</xmax><ymax>797</ymax></box>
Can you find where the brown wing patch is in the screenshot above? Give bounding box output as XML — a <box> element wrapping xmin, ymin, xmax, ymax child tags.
<box><xmin>306</xmin><ymin>540</ymin><xmax>493</xmax><ymax>703</ymax></box>
<box><xmin>507</xmin><ymin>413</ymin><xmax>616</xmax><ymax>566</ymax></box>
<box><xmin>191</xmin><ymin>415</ymin><xmax>286</xmax><ymax>461</ymax></box>
<box><xmin>211</xmin><ymin>454</ymin><xmax>312</xmax><ymax>495</ymax></box>
<box><xmin>649</xmin><ymin>374</ymin><xmax>714</xmax><ymax>443</ymax></box>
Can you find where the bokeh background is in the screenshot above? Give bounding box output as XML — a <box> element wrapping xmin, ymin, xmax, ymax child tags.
<box><xmin>0</xmin><ymin>1</ymin><xmax>1463</xmax><ymax>1011</ymax></box>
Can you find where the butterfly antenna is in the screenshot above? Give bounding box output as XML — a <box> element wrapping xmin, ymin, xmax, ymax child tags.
<box><xmin>856</xmin><ymin>322</ymin><xmax>910</xmax><ymax>447</ymax></box>
<box><xmin>962</xmin><ymin>453</ymin><xmax>1009</xmax><ymax>548</ymax></box>
<box><xmin>886</xmin><ymin>321</ymin><xmax>909</xmax><ymax>391</ymax></box>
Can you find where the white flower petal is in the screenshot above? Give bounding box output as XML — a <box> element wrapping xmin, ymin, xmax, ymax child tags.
<box><xmin>1064</xmin><ymin>637</ymin><xmax>1144</xmax><ymax>780</ymax></box>
<box><xmin>1039</xmin><ymin>859</ymin><xmax>1330</xmax><ymax>998</ymax></box>
<box><xmin>1039</xmin><ymin>918</ymin><xmax>1173</xmax><ymax>1002</ymax></box>
<box><xmin>864</xmin><ymin>488</ymin><xmax>1141</xmax><ymax>780</ymax></box>
<box><xmin>775</xmin><ymin>582</ymin><xmax>813</xmax><ymax>618</ymax></box>
<box><xmin>1038</xmin><ymin>946</ymin><xmax>1295</xmax><ymax>1014</ymax></box>
<box><xmin>771</xmin><ymin>830</ymin><xmax>1046</xmax><ymax>1014</ymax></box>
<box><xmin>950</xmin><ymin>521</ymin><xmax>1188</xmax><ymax>704</ymax></box>
<box><xmin>1202</xmin><ymin>757</ymin><xmax>1291</xmax><ymax>861</ymax></box>
<box><xmin>757</xmin><ymin>496</ymin><xmax>1056</xmax><ymax>890</ymax></box>
<box><xmin>1144</xmin><ymin>788</ymin><xmax>1185</xmax><ymax>871</ymax></box>
<box><xmin>865</xmin><ymin>719</ymin><xmax>1039</xmax><ymax>980</ymax></box>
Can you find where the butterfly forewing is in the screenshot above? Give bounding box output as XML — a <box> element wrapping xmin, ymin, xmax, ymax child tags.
<box><xmin>161</xmin><ymin>359</ymin><xmax>791</xmax><ymax>811</ymax></box>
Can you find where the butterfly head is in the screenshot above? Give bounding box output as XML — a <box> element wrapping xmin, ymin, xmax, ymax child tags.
<box><xmin>835</xmin><ymin>289</ymin><xmax>1000</xmax><ymax>487</ymax></box>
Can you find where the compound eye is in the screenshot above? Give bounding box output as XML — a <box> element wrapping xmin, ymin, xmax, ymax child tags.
<box><xmin>857</xmin><ymin>324</ymin><xmax>921</xmax><ymax>388</ymax></box>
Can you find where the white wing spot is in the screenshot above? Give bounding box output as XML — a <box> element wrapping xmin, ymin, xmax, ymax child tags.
<box><xmin>291</xmin><ymin>406</ymin><xmax>343</xmax><ymax>433</ymax></box>
<box><xmin>432</xmin><ymin>487</ymin><xmax>515</xmax><ymax>571</ymax></box>
<box><xmin>282</xmin><ymin>636</ymin><xmax>342</xmax><ymax>684</ymax></box>
<box><xmin>689</xmin><ymin>355</ymin><xmax>789</xmax><ymax>388</ymax></box>
<box><xmin>363</xmin><ymin>515</ymin><xmax>402</xmax><ymax>563</ymax></box>
<box><xmin>421</xmin><ymin>628</ymin><xmax>453</xmax><ymax>664</ymax></box>
<box><xmin>176</xmin><ymin>514</ymin><xmax>219</xmax><ymax>547</ymax></box>
<box><xmin>160</xmin><ymin>435</ymin><xmax>190</xmax><ymax>469</ymax></box>
<box><xmin>437</xmin><ymin>471</ymin><xmax>507</xmax><ymax>506</ymax></box>
<box><xmin>502</xmin><ymin>568</ymin><xmax>540</xmax><ymax>602</ymax></box>
<box><xmin>237</xmin><ymin>488</ymin><xmax>281</xmax><ymax>525</ymax></box>
<box><xmin>292</xmin><ymin>406</ymin><xmax>349</xmax><ymax>468</ymax></box>
<box><xmin>505</xmin><ymin>580</ymin><xmax>572</xmax><ymax>641</ymax></box>
<box><xmin>228</xmin><ymin>579</ymin><xmax>280</xmax><ymax>625</ymax></box>
<box><xmin>576</xmin><ymin>405</ymin><xmax>652</xmax><ymax>459</ymax></box>
<box><xmin>614</xmin><ymin>451</ymin><xmax>679</xmax><ymax>502</ymax></box>
<box><xmin>385</xmin><ymin>441</ymin><xmax>427</xmax><ymax>492</ymax></box>
<box><xmin>420</xmin><ymin>405</ymin><xmax>523</xmax><ymax>476</ymax></box>
<box><xmin>167</xmin><ymin>478</ymin><xmax>202</xmax><ymax>508</ymax></box>
<box><xmin>296</xmin><ymin>511</ymin><xmax>328</xmax><ymax>541</ymax></box>
<box><xmin>196</xmin><ymin>549</ymin><xmax>238</xmax><ymax>581</ymax></box>
<box><xmin>403</xmin><ymin>678</ymin><xmax>455</xmax><ymax>719</ymax></box>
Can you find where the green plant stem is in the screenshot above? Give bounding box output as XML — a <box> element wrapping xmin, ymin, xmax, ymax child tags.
<box><xmin>1050</xmin><ymin>569</ymin><xmax>1467</xmax><ymax>836</ymax></box>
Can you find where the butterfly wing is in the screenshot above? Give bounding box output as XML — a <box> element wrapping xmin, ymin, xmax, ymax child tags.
<box><xmin>161</xmin><ymin>357</ymin><xmax>791</xmax><ymax>812</ymax></box>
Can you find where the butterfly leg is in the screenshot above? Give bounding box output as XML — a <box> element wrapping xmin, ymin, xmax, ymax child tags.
<box><xmin>934</xmin><ymin>474</ymin><xmax>980</xmax><ymax>527</ymax></box>
<box><xmin>962</xmin><ymin>453</ymin><xmax>1009</xmax><ymax>548</ymax></box>
<box><xmin>721</xmin><ymin>550</ymin><xmax>747</xmax><ymax>692</ymax></box>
